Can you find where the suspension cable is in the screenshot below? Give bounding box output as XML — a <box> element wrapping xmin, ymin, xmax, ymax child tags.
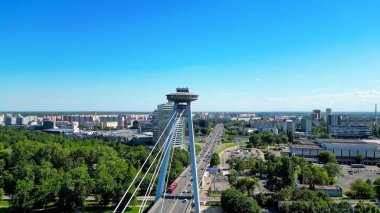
<box><xmin>138</xmin><ymin>117</ymin><xmax>177</xmax><ymax>213</ymax></box>
<box><xmin>113</xmin><ymin>112</ymin><xmax>177</xmax><ymax>213</ymax></box>
<box><xmin>121</xmin><ymin>111</ymin><xmax>185</xmax><ymax>213</ymax></box>
<box><xmin>160</xmin><ymin>113</ymin><xmax>181</xmax><ymax>213</ymax></box>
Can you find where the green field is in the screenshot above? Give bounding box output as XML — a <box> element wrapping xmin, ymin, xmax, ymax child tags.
<box><xmin>215</xmin><ymin>142</ymin><xmax>239</xmax><ymax>154</ymax></box>
<box><xmin>195</xmin><ymin>143</ymin><xmax>202</xmax><ymax>155</ymax></box>
<box><xmin>0</xmin><ymin>200</ymin><xmax>10</xmax><ymax>207</ymax></box>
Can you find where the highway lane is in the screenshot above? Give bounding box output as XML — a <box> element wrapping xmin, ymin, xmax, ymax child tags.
<box><xmin>149</xmin><ymin>124</ymin><xmax>224</xmax><ymax>213</ymax></box>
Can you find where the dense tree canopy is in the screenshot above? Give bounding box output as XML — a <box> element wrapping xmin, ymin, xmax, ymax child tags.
<box><xmin>0</xmin><ymin>126</ymin><xmax>189</xmax><ymax>211</ymax></box>
<box><xmin>317</xmin><ymin>152</ymin><xmax>337</xmax><ymax>164</ymax></box>
<box><xmin>221</xmin><ymin>189</ymin><xmax>261</xmax><ymax>213</ymax></box>
<box><xmin>210</xmin><ymin>152</ymin><xmax>221</xmax><ymax>167</ymax></box>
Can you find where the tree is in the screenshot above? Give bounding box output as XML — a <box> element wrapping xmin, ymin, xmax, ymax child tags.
<box><xmin>11</xmin><ymin>179</ymin><xmax>35</xmax><ymax>212</ymax></box>
<box><xmin>374</xmin><ymin>177</ymin><xmax>380</xmax><ymax>199</ymax></box>
<box><xmin>256</xmin><ymin>160</ymin><xmax>267</xmax><ymax>176</ymax></box>
<box><xmin>221</xmin><ymin>189</ymin><xmax>261</xmax><ymax>213</ymax></box>
<box><xmin>261</xmin><ymin>132</ymin><xmax>276</xmax><ymax>145</ymax></box>
<box><xmin>210</xmin><ymin>153</ymin><xmax>221</xmax><ymax>167</ymax></box>
<box><xmin>245</xmin><ymin>157</ymin><xmax>256</xmax><ymax>174</ymax></box>
<box><xmin>280</xmin><ymin>157</ymin><xmax>296</xmax><ymax>188</ymax></box>
<box><xmin>58</xmin><ymin>166</ymin><xmax>95</xmax><ymax>211</ymax></box>
<box><xmin>317</xmin><ymin>152</ymin><xmax>336</xmax><ymax>164</ymax></box>
<box><xmin>355</xmin><ymin>154</ymin><xmax>364</xmax><ymax>164</ymax></box>
<box><xmin>35</xmin><ymin>162</ymin><xmax>62</xmax><ymax>209</ymax></box>
<box><xmin>355</xmin><ymin>200</ymin><xmax>380</xmax><ymax>213</ymax></box>
<box><xmin>234</xmin><ymin>177</ymin><xmax>258</xmax><ymax>196</ymax></box>
<box><xmin>228</xmin><ymin>169</ymin><xmax>239</xmax><ymax>186</ymax></box>
<box><xmin>287</xmin><ymin>131</ymin><xmax>294</xmax><ymax>143</ymax></box>
<box><xmin>323</xmin><ymin>163</ymin><xmax>342</xmax><ymax>178</ymax></box>
<box><xmin>249</xmin><ymin>134</ymin><xmax>261</xmax><ymax>147</ymax></box>
<box><xmin>304</xmin><ymin>165</ymin><xmax>330</xmax><ymax>188</ymax></box>
<box><xmin>348</xmin><ymin>178</ymin><xmax>376</xmax><ymax>199</ymax></box>
<box><xmin>226</xmin><ymin>157</ymin><xmax>246</xmax><ymax>173</ymax></box>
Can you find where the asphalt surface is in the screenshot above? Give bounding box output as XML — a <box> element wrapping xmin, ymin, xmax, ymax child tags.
<box><xmin>149</xmin><ymin>124</ymin><xmax>224</xmax><ymax>213</ymax></box>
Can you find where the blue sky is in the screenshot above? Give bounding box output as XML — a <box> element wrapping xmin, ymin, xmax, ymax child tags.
<box><xmin>1</xmin><ymin>0</ymin><xmax>380</xmax><ymax>112</ymax></box>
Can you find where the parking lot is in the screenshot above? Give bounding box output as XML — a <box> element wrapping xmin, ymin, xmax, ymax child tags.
<box><xmin>336</xmin><ymin>165</ymin><xmax>380</xmax><ymax>189</ymax></box>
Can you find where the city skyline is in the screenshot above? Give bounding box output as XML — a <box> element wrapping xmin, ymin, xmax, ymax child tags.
<box><xmin>1</xmin><ymin>1</ymin><xmax>380</xmax><ymax>111</ymax></box>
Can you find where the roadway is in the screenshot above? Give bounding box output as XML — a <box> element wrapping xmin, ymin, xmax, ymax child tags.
<box><xmin>149</xmin><ymin>124</ymin><xmax>224</xmax><ymax>213</ymax></box>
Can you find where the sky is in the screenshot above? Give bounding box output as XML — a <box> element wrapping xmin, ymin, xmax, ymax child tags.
<box><xmin>1</xmin><ymin>0</ymin><xmax>380</xmax><ymax>112</ymax></box>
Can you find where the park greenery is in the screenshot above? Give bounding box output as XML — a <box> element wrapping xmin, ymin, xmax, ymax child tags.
<box><xmin>222</xmin><ymin>151</ymin><xmax>348</xmax><ymax>211</ymax></box>
<box><xmin>221</xmin><ymin>188</ymin><xmax>261</xmax><ymax>213</ymax></box>
<box><xmin>346</xmin><ymin>178</ymin><xmax>380</xmax><ymax>199</ymax></box>
<box><xmin>247</xmin><ymin>132</ymin><xmax>289</xmax><ymax>148</ymax></box>
<box><xmin>0</xmin><ymin>126</ymin><xmax>190</xmax><ymax>212</ymax></box>
<box><xmin>209</xmin><ymin>153</ymin><xmax>220</xmax><ymax>167</ymax></box>
<box><xmin>226</xmin><ymin>152</ymin><xmax>341</xmax><ymax>191</ymax></box>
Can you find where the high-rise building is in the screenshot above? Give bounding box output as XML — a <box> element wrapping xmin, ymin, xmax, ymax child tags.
<box><xmin>153</xmin><ymin>102</ymin><xmax>186</xmax><ymax>148</ymax></box>
<box><xmin>312</xmin><ymin>109</ymin><xmax>321</xmax><ymax>120</ymax></box>
<box><xmin>283</xmin><ymin>120</ymin><xmax>296</xmax><ymax>134</ymax></box>
<box><xmin>16</xmin><ymin>116</ymin><xmax>28</xmax><ymax>125</ymax></box>
<box><xmin>301</xmin><ymin>118</ymin><xmax>312</xmax><ymax>133</ymax></box>
<box><xmin>4</xmin><ymin>117</ymin><xmax>16</xmax><ymax>125</ymax></box>
<box><xmin>326</xmin><ymin>108</ymin><xmax>332</xmax><ymax>116</ymax></box>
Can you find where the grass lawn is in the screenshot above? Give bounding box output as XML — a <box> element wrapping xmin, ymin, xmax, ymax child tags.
<box><xmin>215</xmin><ymin>143</ymin><xmax>239</xmax><ymax>155</ymax></box>
<box><xmin>0</xmin><ymin>200</ymin><xmax>10</xmax><ymax>207</ymax></box>
<box><xmin>205</xmin><ymin>201</ymin><xmax>221</xmax><ymax>206</ymax></box>
<box><xmin>195</xmin><ymin>143</ymin><xmax>202</xmax><ymax>156</ymax></box>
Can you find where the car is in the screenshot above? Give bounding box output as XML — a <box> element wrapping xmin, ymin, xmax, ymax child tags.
<box><xmin>183</xmin><ymin>190</ymin><xmax>187</xmax><ymax>193</ymax></box>
<box><xmin>183</xmin><ymin>199</ymin><xmax>188</xmax><ymax>202</ymax></box>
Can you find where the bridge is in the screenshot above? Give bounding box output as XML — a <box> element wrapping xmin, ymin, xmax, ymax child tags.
<box><xmin>113</xmin><ymin>88</ymin><xmax>224</xmax><ymax>213</ymax></box>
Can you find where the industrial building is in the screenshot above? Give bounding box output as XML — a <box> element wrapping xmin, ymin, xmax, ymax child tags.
<box><xmin>290</xmin><ymin>139</ymin><xmax>380</xmax><ymax>165</ymax></box>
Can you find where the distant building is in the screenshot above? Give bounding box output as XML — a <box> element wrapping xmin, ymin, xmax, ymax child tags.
<box><xmin>4</xmin><ymin>117</ymin><xmax>16</xmax><ymax>125</ymax></box>
<box><xmin>325</xmin><ymin>108</ymin><xmax>332</xmax><ymax>122</ymax></box>
<box><xmin>312</xmin><ymin>109</ymin><xmax>321</xmax><ymax>120</ymax></box>
<box><xmin>283</xmin><ymin>120</ymin><xmax>296</xmax><ymax>134</ymax></box>
<box><xmin>16</xmin><ymin>116</ymin><xmax>28</xmax><ymax>126</ymax></box>
<box><xmin>118</xmin><ymin>116</ymin><xmax>125</xmax><ymax>129</ymax></box>
<box><xmin>262</xmin><ymin>127</ymin><xmax>279</xmax><ymax>134</ymax></box>
<box><xmin>326</xmin><ymin>108</ymin><xmax>332</xmax><ymax>116</ymax></box>
<box><xmin>301</xmin><ymin>118</ymin><xmax>312</xmax><ymax>134</ymax></box>
<box><xmin>330</xmin><ymin>115</ymin><xmax>342</xmax><ymax>126</ymax></box>
<box><xmin>195</xmin><ymin>119</ymin><xmax>209</xmax><ymax>128</ymax></box>
<box><xmin>153</xmin><ymin>102</ymin><xmax>187</xmax><ymax>148</ymax></box>
<box><xmin>42</xmin><ymin>120</ymin><xmax>56</xmax><ymax>129</ymax></box>
<box><xmin>330</xmin><ymin>126</ymin><xmax>372</xmax><ymax>138</ymax></box>
<box><xmin>328</xmin><ymin>116</ymin><xmax>371</xmax><ymax>138</ymax></box>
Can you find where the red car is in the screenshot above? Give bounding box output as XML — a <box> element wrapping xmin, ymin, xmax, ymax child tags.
<box><xmin>167</xmin><ymin>182</ymin><xmax>178</xmax><ymax>193</ymax></box>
